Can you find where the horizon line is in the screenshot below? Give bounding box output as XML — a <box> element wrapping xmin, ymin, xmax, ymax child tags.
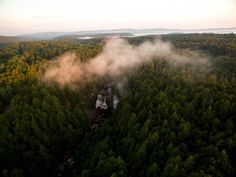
<box><xmin>1</xmin><ymin>26</ymin><xmax>236</xmax><ymax>37</ymax></box>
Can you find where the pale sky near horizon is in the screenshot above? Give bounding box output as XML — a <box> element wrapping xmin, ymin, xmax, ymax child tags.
<box><xmin>0</xmin><ymin>0</ymin><xmax>235</xmax><ymax>35</ymax></box>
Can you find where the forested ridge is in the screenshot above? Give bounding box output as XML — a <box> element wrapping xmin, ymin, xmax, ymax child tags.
<box><xmin>0</xmin><ymin>34</ymin><xmax>235</xmax><ymax>177</ymax></box>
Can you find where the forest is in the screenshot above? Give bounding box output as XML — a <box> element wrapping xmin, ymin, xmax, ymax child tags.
<box><xmin>0</xmin><ymin>34</ymin><xmax>236</xmax><ymax>177</ymax></box>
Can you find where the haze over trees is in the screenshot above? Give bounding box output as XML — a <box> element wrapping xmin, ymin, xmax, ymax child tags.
<box><xmin>0</xmin><ymin>34</ymin><xmax>236</xmax><ymax>177</ymax></box>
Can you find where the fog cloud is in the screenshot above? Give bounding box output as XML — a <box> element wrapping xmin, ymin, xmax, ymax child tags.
<box><xmin>42</xmin><ymin>37</ymin><xmax>209</xmax><ymax>88</ymax></box>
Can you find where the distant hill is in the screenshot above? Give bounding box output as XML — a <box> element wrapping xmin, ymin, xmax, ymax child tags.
<box><xmin>54</xmin><ymin>32</ymin><xmax>134</xmax><ymax>40</ymax></box>
<box><xmin>0</xmin><ymin>36</ymin><xmax>37</xmax><ymax>44</ymax></box>
<box><xmin>0</xmin><ymin>27</ymin><xmax>235</xmax><ymax>44</ymax></box>
<box><xmin>19</xmin><ymin>32</ymin><xmax>74</xmax><ymax>40</ymax></box>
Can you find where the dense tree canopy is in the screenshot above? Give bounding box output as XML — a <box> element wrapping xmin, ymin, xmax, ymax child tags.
<box><xmin>0</xmin><ymin>34</ymin><xmax>235</xmax><ymax>177</ymax></box>
<box><xmin>73</xmin><ymin>60</ymin><xmax>235</xmax><ymax>177</ymax></box>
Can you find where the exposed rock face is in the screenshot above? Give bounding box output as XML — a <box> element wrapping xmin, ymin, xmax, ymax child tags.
<box><xmin>95</xmin><ymin>87</ymin><xmax>119</xmax><ymax>110</ymax></box>
<box><xmin>91</xmin><ymin>87</ymin><xmax>119</xmax><ymax>130</ymax></box>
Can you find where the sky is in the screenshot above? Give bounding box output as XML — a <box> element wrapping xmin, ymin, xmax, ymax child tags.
<box><xmin>0</xmin><ymin>0</ymin><xmax>236</xmax><ymax>35</ymax></box>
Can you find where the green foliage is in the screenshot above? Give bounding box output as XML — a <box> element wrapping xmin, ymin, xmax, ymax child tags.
<box><xmin>0</xmin><ymin>34</ymin><xmax>236</xmax><ymax>177</ymax></box>
<box><xmin>0</xmin><ymin>40</ymin><xmax>100</xmax><ymax>177</ymax></box>
<box><xmin>73</xmin><ymin>51</ymin><xmax>236</xmax><ymax>177</ymax></box>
